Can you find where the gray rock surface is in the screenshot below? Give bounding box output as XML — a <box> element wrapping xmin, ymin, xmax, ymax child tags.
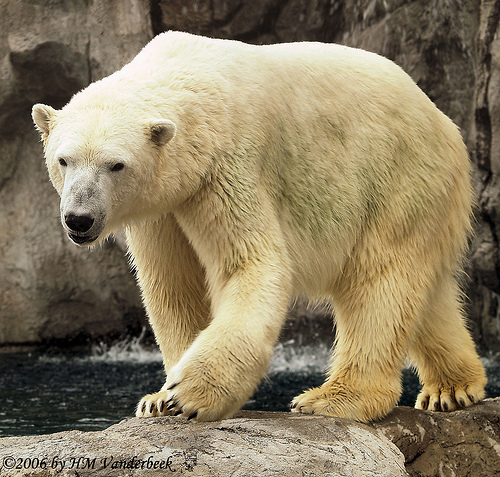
<box><xmin>373</xmin><ymin>397</ymin><xmax>500</xmax><ymax>477</ymax></box>
<box><xmin>469</xmin><ymin>0</ymin><xmax>500</xmax><ymax>353</ymax></box>
<box><xmin>0</xmin><ymin>411</ymin><xmax>408</xmax><ymax>477</ymax></box>
<box><xmin>1</xmin><ymin>399</ymin><xmax>500</xmax><ymax>476</ymax></box>
<box><xmin>0</xmin><ymin>0</ymin><xmax>500</xmax><ymax>353</ymax></box>
<box><xmin>0</xmin><ymin>0</ymin><xmax>152</xmax><ymax>345</ymax></box>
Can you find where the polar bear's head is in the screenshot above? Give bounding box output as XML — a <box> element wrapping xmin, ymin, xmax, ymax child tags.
<box><xmin>32</xmin><ymin>103</ymin><xmax>177</xmax><ymax>246</ymax></box>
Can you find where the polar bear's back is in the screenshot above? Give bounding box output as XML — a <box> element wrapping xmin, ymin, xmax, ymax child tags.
<box><xmin>122</xmin><ymin>31</ymin><xmax>470</xmax><ymax>252</ymax></box>
<box><xmin>123</xmin><ymin>31</ymin><xmax>456</xmax><ymax>159</ymax></box>
<box><xmin>128</xmin><ymin>31</ymin><xmax>424</xmax><ymax>105</ymax></box>
<box><xmin>126</xmin><ymin>32</ymin><xmax>469</xmax><ymax>274</ymax></box>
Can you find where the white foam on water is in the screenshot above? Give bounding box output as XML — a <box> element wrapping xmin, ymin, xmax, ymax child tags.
<box><xmin>89</xmin><ymin>328</ymin><xmax>162</xmax><ymax>363</ymax></box>
<box><xmin>84</xmin><ymin>331</ymin><xmax>330</xmax><ymax>372</ymax></box>
<box><xmin>480</xmin><ymin>352</ymin><xmax>500</xmax><ymax>368</ymax></box>
<box><xmin>269</xmin><ymin>340</ymin><xmax>330</xmax><ymax>374</ymax></box>
<box><xmin>42</xmin><ymin>333</ymin><xmax>499</xmax><ymax>395</ymax></box>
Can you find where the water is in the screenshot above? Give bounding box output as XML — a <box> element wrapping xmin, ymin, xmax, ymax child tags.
<box><xmin>0</xmin><ymin>337</ymin><xmax>498</xmax><ymax>437</ymax></box>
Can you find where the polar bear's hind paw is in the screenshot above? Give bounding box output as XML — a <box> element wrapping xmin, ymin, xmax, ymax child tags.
<box><xmin>291</xmin><ymin>380</ymin><xmax>399</xmax><ymax>422</ymax></box>
<box><xmin>414</xmin><ymin>382</ymin><xmax>485</xmax><ymax>412</ymax></box>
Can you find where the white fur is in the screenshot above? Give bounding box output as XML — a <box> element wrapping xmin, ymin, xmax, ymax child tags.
<box><xmin>33</xmin><ymin>31</ymin><xmax>486</xmax><ymax>422</ymax></box>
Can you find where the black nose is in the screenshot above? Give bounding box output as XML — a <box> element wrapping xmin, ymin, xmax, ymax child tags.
<box><xmin>65</xmin><ymin>214</ymin><xmax>94</xmax><ymax>233</ymax></box>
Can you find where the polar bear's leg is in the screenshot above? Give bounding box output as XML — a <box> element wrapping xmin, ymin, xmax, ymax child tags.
<box><xmin>140</xmin><ymin>250</ymin><xmax>291</xmax><ymax>421</ymax></box>
<box><xmin>290</xmin><ymin>224</ymin><xmax>443</xmax><ymax>422</ymax></box>
<box><xmin>130</xmin><ymin>215</ymin><xmax>212</xmax><ymax>417</ymax></box>
<box><xmin>408</xmin><ymin>275</ymin><xmax>486</xmax><ymax>412</ymax></box>
<box><xmin>291</xmin><ymin>263</ymin><xmax>414</xmax><ymax>421</ymax></box>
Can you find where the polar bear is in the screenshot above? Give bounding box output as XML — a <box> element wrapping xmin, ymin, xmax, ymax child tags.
<box><xmin>32</xmin><ymin>31</ymin><xmax>486</xmax><ymax>422</ymax></box>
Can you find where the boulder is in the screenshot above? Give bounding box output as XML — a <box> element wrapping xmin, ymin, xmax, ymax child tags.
<box><xmin>373</xmin><ymin>397</ymin><xmax>500</xmax><ymax>476</ymax></box>
<box><xmin>1</xmin><ymin>399</ymin><xmax>500</xmax><ymax>476</ymax></box>
<box><xmin>0</xmin><ymin>411</ymin><xmax>407</xmax><ymax>477</ymax></box>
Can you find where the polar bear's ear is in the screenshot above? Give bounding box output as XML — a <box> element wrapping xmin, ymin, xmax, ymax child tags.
<box><xmin>32</xmin><ymin>104</ymin><xmax>57</xmax><ymax>135</ymax></box>
<box><xmin>149</xmin><ymin>119</ymin><xmax>177</xmax><ymax>146</ymax></box>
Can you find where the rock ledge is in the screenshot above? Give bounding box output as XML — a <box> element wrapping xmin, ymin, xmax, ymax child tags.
<box><xmin>1</xmin><ymin>398</ymin><xmax>499</xmax><ymax>476</ymax></box>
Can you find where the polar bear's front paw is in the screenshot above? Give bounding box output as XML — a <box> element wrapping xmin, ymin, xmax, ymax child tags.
<box><xmin>136</xmin><ymin>393</ymin><xmax>160</xmax><ymax>417</ymax></box>
<box><xmin>135</xmin><ymin>391</ymin><xmax>194</xmax><ymax>418</ymax></box>
<box><xmin>136</xmin><ymin>357</ymin><xmax>252</xmax><ymax>421</ymax></box>
<box><xmin>414</xmin><ymin>382</ymin><xmax>485</xmax><ymax>412</ymax></box>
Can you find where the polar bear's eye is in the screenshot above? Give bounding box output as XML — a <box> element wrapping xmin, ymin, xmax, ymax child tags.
<box><xmin>58</xmin><ymin>158</ymin><xmax>67</xmax><ymax>167</ymax></box>
<box><xmin>110</xmin><ymin>162</ymin><xmax>125</xmax><ymax>172</ymax></box>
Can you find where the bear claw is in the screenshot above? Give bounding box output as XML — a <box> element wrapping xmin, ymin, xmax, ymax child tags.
<box><xmin>167</xmin><ymin>401</ymin><xmax>178</xmax><ymax>411</ymax></box>
<box><xmin>415</xmin><ymin>381</ymin><xmax>485</xmax><ymax>413</ymax></box>
<box><xmin>165</xmin><ymin>396</ymin><xmax>174</xmax><ymax>406</ymax></box>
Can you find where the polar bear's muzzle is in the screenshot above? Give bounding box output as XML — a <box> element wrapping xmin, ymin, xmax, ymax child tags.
<box><xmin>64</xmin><ymin>213</ymin><xmax>99</xmax><ymax>245</ymax></box>
<box><xmin>63</xmin><ymin>211</ymin><xmax>104</xmax><ymax>246</ymax></box>
<box><xmin>59</xmin><ymin>169</ymin><xmax>108</xmax><ymax>246</ymax></box>
<box><xmin>61</xmin><ymin>206</ymin><xmax>106</xmax><ymax>246</ymax></box>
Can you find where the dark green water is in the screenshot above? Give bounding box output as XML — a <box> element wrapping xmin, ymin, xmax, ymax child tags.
<box><xmin>0</xmin><ymin>340</ymin><xmax>498</xmax><ymax>437</ymax></box>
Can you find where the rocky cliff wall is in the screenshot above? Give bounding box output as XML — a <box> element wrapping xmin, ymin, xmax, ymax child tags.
<box><xmin>0</xmin><ymin>0</ymin><xmax>152</xmax><ymax>345</ymax></box>
<box><xmin>0</xmin><ymin>0</ymin><xmax>499</xmax><ymax>353</ymax></box>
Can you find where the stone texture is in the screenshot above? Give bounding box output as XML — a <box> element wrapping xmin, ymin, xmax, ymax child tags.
<box><xmin>0</xmin><ymin>0</ymin><xmax>153</xmax><ymax>345</ymax></box>
<box><xmin>0</xmin><ymin>411</ymin><xmax>408</xmax><ymax>477</ymax></box>
<box><xmin>469</xmin><ymin>0</ymin><xmax>500</xmax><ymax>353</ymax></box>
<box><xmin>1</xmin><ymin>400</ymin><xmax>500</xmax><ymax>476</ymax></box>
<box><xmin>372</xmin><ymin>397</ymin><xmax>500</xmax><ymax>477</ymax></box>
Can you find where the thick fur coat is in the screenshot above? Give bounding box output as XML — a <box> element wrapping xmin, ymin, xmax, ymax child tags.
<box><xmin>33</xmin><ymin>32</ymin><xmax>486</xmax><ymax>422</ymax></box>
